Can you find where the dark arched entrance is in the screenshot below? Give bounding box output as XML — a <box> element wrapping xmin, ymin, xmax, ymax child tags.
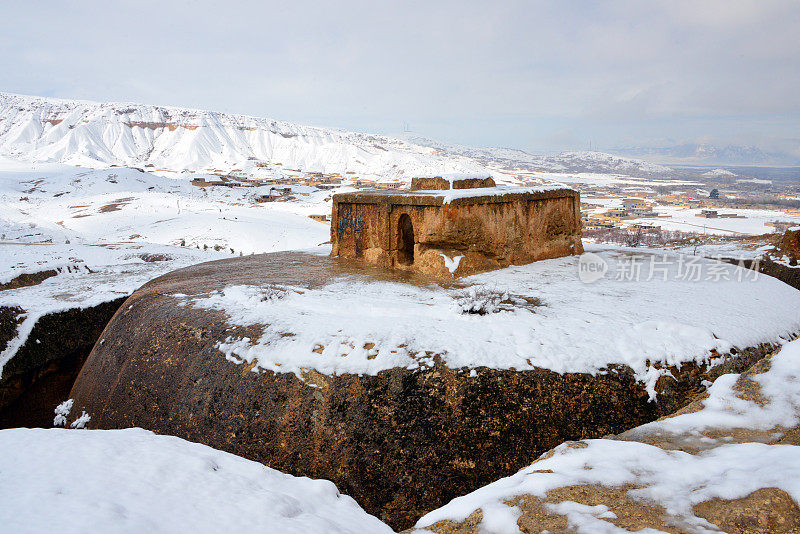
<box><xmin>397</xmin><ymin>214</ymin><xmax>414</xmax><ymax>265</ymax></box>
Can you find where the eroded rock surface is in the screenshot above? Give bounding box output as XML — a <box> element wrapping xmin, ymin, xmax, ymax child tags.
<box><xmin>66</xmin><ymin>252</ymin><xmax>789</xmax><ymax>530</ymax></box>
<box><xmin>407</xmin><ymin>339</ymin><xmax>800</xmax><ymax>534</ymax></box>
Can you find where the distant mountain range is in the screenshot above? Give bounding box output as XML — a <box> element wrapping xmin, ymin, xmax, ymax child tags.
<box><xmin>611</xmin><ymin>143</ymin><xmax>800</xmax><ymax>166</ymax></box>
<box><xmin>395</xmin><ymin>134</ymin><xmax>678</xmax><ymax>177</ymax></box>
<box><xmin>0</xmin><ymin>92</ymin><xmax>713</xmax><ymax>181</ymax></box>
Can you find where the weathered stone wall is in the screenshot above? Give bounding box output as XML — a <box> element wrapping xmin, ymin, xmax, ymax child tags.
<box><xmin>331</xmin><ymin>201</ymin><xmax>390</xmax><ymax>264</ymax></box>
<box><xmin>332</xmin><ymin>191</ymin><xmax>583</xmax><ymax>276</ymax></box>
<box><xmin>410</xmin><ymin>176</ymin><xmax>496</xmax><ymax>191</ymax></box>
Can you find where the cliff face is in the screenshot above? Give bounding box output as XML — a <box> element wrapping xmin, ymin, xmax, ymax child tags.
<box><xmin>779</xmin><ymin>228</ymin><xmax>800</xmax><ymax>265</ymax></box>
<box><xmin>65</xmin><ymin>252</ymin><xmax>786</xmax><ymax>530</ymax></box>
<box><xmin>0</xmin><ymin>298</ymin><xmax>126</xmax><ymax>428</ymax></box>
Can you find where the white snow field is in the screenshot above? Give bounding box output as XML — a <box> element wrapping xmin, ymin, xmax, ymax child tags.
<box><xmin>412</xmin><ymin>337</ymin><xmax>800</xmax><ymax>534</ymax></box>
<box><xmin>0</xmin><ymin>157</ymin><xmax>331</xmax><ymax>376</ymax></box>
<box><xmin>629</xmin><ymin>205</ymin><xmax>800</xmax><ymax>236</ymax></box>
<box><xmin>0</xmin><ymin>427</ymin><xmax>393</xmax><ymax>534</ymax></box>
<box><xmin>0</xmin><ymin>157</ymin><xmax>329</xmax><ymax>256</ymax></box>
<box><xmin>185</xmin><ymin>244</ymin><xmax>800</xmax><ymax>399</ymax></box>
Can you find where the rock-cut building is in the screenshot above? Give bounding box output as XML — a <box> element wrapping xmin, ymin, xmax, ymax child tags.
<box><xmin>330</xmin><ymin>175</ymin><xmax>583</xmax><ymax>276</ymax></box>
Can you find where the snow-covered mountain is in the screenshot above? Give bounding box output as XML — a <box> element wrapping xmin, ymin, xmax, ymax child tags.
<box><xmin>0</xmin><ymin>92</ymin><xmax>485</xmax><ymax>180</ymax></box>
<box><xmin>0</xmin><ymin>92</ymin><xmax>684</xmax><ymax>182</ymax></box>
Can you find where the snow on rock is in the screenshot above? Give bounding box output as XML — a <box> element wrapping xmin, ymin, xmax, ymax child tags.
<box><xmin>621</xmin><ymin>334</ymin><xmax>800</xmax><ymax>446</ymax></box>
<box><xmin>185</xmin><ymin>244</ymin><xmax>800</xmax><ymax>398</ymax></box>
<box><xmin>411</xmin><ymin>337</ymin><xmax>800</xmax><ymax>534</ymax></box>
<box><xmin>417</xmin><ymin>440</ymin><xmax>800</xmax><ymax>533</ymax></box>
<box><xmin>0</xmin><ymin>239</ymin><xmax>227</xmax><ymax>377</ymax></box>
<box><xmin>433</xmin><ymin>185</ymin><xmax>565</xmax><ymax>204</ymax></box>
<box><xmin>69</xmin><ymin>410</ymin><xmax>91</xmax><ymax>429</ymax></box>
<box><xmin>52</xmin><ymin>398</ymin><xmax>73</xmax><ymax>427</ymax></box>
<box><xmin>0</xmin><ymin>428</ymin><xmax>392</xmax><ymax>534</ymax></box>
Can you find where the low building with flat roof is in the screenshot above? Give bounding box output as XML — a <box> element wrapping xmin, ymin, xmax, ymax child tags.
<box><xmin>330</xmin><ymin>175</ymin><xmax>583</xmax><ymax>276</ymax></box>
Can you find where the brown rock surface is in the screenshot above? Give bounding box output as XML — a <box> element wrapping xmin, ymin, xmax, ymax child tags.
<box><xmin>0</xmin><ymin>298</ymin><xmax>126</xmax><ymax>428</ymax></box>
<box><xmin>63</xmin><ymin>251</ymin><xmax>748</xmax><ymax>531</ymax></box>
<box><xmin>778</xmin><ymin>228</ymin><xmax>800</xmax><ymax>266</ymax></box>
<box><xmin>693</xmin><ymin>488</ymin><xmax>800</xmax><ymax>534</ymax></box>
<box><xmin>409</xmin><ymin>176</ymin><xmax>496</xmax><ymax>190</ymax></box>
<box><xmin>404</xmin><ymin>343</ymin><xmax>800</xmax><ymax>534</ymax></box>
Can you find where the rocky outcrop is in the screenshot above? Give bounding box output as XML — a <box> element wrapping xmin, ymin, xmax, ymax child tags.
<box><xmin>726</xmin><ymin>257</ymin><xmax>800</xmax><ymax>291</ymax></box>
<box><xmin>0</xmin><ymin>298</ymin><xmax>126</xmax><ymax>428</ymax></box>
<box><xmin>0</xmin><ymin>269</ymin><xmax>58</xmax><ymax>291</ymax></box>
<box><xmin>778</xmin><ymin>228</ymin><xmax>800</xmax><ymax>264</ymax></box>
<box><xmin>729</xmin><ymin>229</ymin><xmax>800</xmax><ymax>290</ymax></box>
<box><xmin>66</xmin><ymin>252</ymin><xmax>778</xmax><ymax>530</ymax></box>
<box><xmin>406</xmin><ymin>339</ymin><xmax>800</xmax><ymax>534</ymax></box>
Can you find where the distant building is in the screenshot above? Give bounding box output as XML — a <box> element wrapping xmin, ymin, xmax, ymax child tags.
<box><xmin>630</xmin><ymin>223</ymin><xmax>661</xmax><ymax>232</ymax></box>
<box><xmin>255</xmin><ymin>186</ymin><xmax>292</xmax><ymax>202</ymax></box>
<box><xmin>192</xmin><ymin>177</ymin><xmax>231</xmax><ymax>187</ymax></box>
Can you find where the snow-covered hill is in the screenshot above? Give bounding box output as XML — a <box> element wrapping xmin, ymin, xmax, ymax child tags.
<box><xmin>0</xmin><ymin>92</ymin><xmax>684</xmax><ymax>183</ymax></box>
<box><xmin>0</xmin><ymin>92</ymin><xmax>485</xmax><ymax>180</ymax></box>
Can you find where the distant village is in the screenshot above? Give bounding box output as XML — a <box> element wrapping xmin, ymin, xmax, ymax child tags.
<box><xmin>178</xmin><ymin>159</ymin><xmax>800</xmax><ymax>236</ymax></box>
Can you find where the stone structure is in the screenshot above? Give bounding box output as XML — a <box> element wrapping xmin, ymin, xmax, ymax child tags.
<box><xmin>331</xmin><ymin>176</ymin><xmax>583</xmax><ymax>275</ymax></box>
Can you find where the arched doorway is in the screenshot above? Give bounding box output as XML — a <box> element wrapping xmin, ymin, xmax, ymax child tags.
<box><xmin>397</xmin><ymin>214</ymin><xmax>415</xmax><ymax>265</ymax></box>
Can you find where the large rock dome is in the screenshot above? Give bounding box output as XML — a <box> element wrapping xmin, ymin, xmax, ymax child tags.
<box><xmin>68</xmin><ymin>248</ymin><xmax>800</xmax><ymax>529</ymax></box>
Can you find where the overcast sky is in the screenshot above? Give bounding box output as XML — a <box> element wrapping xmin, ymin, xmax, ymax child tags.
<box><xmin>2</xmin><ymin>0</ymin><xmax>798</xmax><ymax>155</ymax></box>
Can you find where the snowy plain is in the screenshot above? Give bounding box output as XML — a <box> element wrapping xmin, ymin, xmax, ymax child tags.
<box><xmin>629</xmin><ymin>205</ymin><xmax>800</xmax><ymax>236</ymax></box>
<box><xmin>0</xmin><ymin>427</ymin><xmax>392</xmax><ymax>534</ymax></box>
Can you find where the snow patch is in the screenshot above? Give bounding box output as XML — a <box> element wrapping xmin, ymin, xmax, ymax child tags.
<box><xmin>70</xmin><ymin>410</ymin><xmax>91</xmax><ymax>429</ymax></box>
<box><xmin>0</xmin><ymin>428</ymin><xmax>392</xmax><ymax>534</ymax></box>
<box><xmin>440</xmin><ymin>254</ymin><xmax>463</xmax><ymax>274</ymax></box>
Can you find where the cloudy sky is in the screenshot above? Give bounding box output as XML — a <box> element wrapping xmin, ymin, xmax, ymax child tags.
<box><xmin>2</xmin><ymin>1</ymin><xmax>798</xmax><ymax>155</ymax></box>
